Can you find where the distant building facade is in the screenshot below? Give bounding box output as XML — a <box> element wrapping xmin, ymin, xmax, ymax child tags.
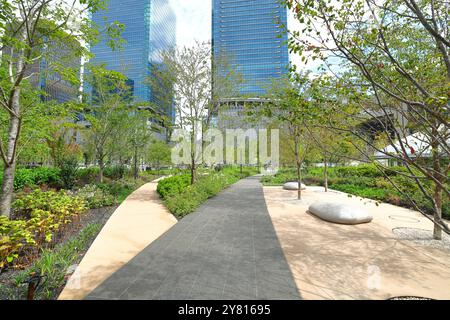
<box><xmin>1</xmin><ymin>39</ymin><xmax>82</xmax><ymax>103</ymax></box>
<box><xmin>89</xmin><ymin>0</ymin><xmax>176</xmax><ymax>106</ymax></box>
<box><xmin>212</xmin><ymin>0</ymin><xmax>289</xmax><ymax>96</ymax></box>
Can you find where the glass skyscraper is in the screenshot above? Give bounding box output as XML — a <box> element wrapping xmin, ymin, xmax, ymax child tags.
<box><xmin>212</xmin><ymin>0</ymin><xmax>289</xmax><ymax>96</ymax></box>
<box><xmin>90</xmin><ymin>0</ymin><xmax>176</xmax><ymax>103</ymax></box>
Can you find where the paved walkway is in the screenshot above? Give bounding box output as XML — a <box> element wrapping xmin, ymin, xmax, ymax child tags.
<box><xmin>59</xmin><ymin>180</ymin><xmax>177</xmax><ymax>300</ymax></box>
<box><xmin>264</xmin><ymin>186</ymin><xmax>450</xmax><ymax>300</ymax></box>
<box><xmin>86</xmin><ymin>177</ymin><xmax>301</xmax><ymax>300</ymax></box>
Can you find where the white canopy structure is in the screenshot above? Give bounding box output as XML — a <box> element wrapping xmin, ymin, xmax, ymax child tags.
<box><xmin>375</xmin><ymin>132</ymin><xmax>449</xmax><ymax>159</ymax></box>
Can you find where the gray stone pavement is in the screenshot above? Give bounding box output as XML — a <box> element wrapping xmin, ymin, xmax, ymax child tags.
<box><xmin>86</xmin><ymin>176</ymin><xmax>301</xmax><ymax>300</ymax></box>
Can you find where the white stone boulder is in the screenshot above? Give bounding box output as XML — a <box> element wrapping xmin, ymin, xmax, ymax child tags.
<box><xmin>283</xmin><ymin>182</ymin><xmax>307</xmax><ymax>190</ymax></box>
<box><xmin>308</xmin><ymin>202</ymin><xmax>373</xmax><ymax>225</ymax></box>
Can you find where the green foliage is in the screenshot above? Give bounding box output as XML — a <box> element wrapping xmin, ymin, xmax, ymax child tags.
<box><xmin>159</xmin><ymin>167</ymin><xmax>258</xmax><ymax>218</ymax></box>
<box><xmin>103</xmin><ymin>165</ymin><xmax>127</xmax><ymax>180</ymax></box>
<box><xmin>0</xmin><ymin>216</ymin><xmax>35</xmax><ymax>270</ymax></box>
<box><xmin>74</xmin><ymin>184</ymin><xmax>115</xmax><ymax>209</ymax></box>
<box><xmin>76</xmin><ymin>167</ymin><xmax>100</xmax><ymax>185</ymax></box>
<box><xmin>157</xmin><ymin>174</ymin><xmax>191</xmax><ymax>200</ymax></box>
<box><xmin>0</xmin><ymin>167</ymin><xmax>61</xmax><ymax>191</ymax></box>
<box><xmin>147</xmin><ymin>140</ymin><xmax>172</xmax><ymax>168</ymax></box>
<box><xmin>0</xmin><ymin>190</ymin><xmax>87</xmax><ymax>269</ymax></box>
<box><xmin>57</xmin><ymin>157</ymin><xmax>79</xmax><ymax>190</ymax></box>
<box><xmin>13</xmin><ymin>222</ymin><xmax>101</xmax><ymax>300</ymax></box>
<box><xmin>96</xmin><ymin>179</ymin><xmax>144</xmax><ymax>204</ymax></box>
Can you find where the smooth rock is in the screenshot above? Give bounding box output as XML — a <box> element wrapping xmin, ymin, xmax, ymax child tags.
<box><xmin>308</xmin><ymin>202</ymin><xmax>373</xmax><ymax>225</ymax></box>
<box><xmin>283</xmin><ymin>182</ymin><xmax>307</xmax><ymax>190</ymax></box>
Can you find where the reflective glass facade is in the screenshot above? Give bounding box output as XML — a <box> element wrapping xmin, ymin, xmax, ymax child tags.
<box><xmin>212</xmin><ymin>0</ymin><xmax>289</xmax><ymax>96</ymax></box>
<box><xmin>90</xmin><ymin>0</ymin><xmax>176</xmax><ymax>103</ymax></box>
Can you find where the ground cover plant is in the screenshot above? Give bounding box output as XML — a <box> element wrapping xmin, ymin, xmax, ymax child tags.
<box><xmin>157</xmin><ymin>167</ymin><xmax>259</xmax><ymax>218</ymax></box>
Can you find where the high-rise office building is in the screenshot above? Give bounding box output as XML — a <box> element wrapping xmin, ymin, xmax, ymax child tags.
<box><xmin>29</xmin><ymin>41</ymin><xmax>82</xmax><ymax>103</ymax></box>
<box><xmin>212</xmin><ymin>0</ymin><xmax>289</xmax><ymax>96</ymax></box>
<box><xmin>89</xmin><ymin>0</ymin><xmax>176</xmax><ymax>103</ymax></box>
<box><xmin>1</xmin><ymin>37</ymin><xmax>82</xmax><ymax>103</ymax></box>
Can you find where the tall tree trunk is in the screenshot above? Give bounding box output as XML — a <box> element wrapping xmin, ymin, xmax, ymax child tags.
<box><xmin>1</xmin><ymin>163</ymin><xmax>17</xmax><ymax>218</ymax></box>
<box><xmin>0</xmin><ymin>79</ymin><xmax>22</xmax><ymax>218</ymax></box>
<box><xmin>431</xmin><ymin>127</ymin><xmax>443</xmax><ymax>240</ymax></box>
<box><xmin>324</xmin><ymin>156</ymin><xmax>328</xmax><ymax>192</ymax></box>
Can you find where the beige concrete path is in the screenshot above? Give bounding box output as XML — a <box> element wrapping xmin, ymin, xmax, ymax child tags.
<box><xmin>264</xmin><ymin>186</ymin><xmax>450</xmax><ymax>300</ymax></box>
<box><xmin>58</xmin><ymin>179</ymin><xmax>177</xmax><ymax>300</ymax></box>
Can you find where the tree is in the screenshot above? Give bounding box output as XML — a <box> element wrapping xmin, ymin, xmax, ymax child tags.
<box><xmin>0</xmin><ymin>0</ymin><xmax>124</xmax><ymax>217</ymax></box>
<box><xmin>149</xmin><ymin>42</ymin><xmax>240</xmax><ymax>184</ymax></box>
<box><xmin>285</xmin><ymin>0</ymin><xmax>449</xmax><ymax>238</ymax></box>
<box><xmin>128</xmin><ymin>109</ymin><xmax>155</xmax><ymax>180</ymax></box>
<box><xmin>82</xmin><ymin>66</ymin><xmax>131</xmax><ymax>183</ymax></box>
<box><xmin>262</xmin><ymin>74</ymin><xmax>318</xmax><ymax>200</ymax></box>
<box><xmin>147</xmin><ymin>140</ymin><xmax>172</xmax><ymax>174</ymax></box>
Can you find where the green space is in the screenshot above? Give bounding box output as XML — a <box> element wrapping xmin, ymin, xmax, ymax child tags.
<box><xmin>157</xmin><ymin>167</ymin><xmax>259</xmax><ymax>218</ymax></box>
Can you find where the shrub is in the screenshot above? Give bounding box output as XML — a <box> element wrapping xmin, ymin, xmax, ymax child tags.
<box><xmin>57</xmin><ymin>157</ymin><xmax>79</xmax><ymax>190</ymax></box>
<box><xmin>0</xmin><ymin>167</ymin><xmax>61</xmax><ymax>191</ymax></box>
<box><xmin>160</xmin><ymin>167</ymin><xmax>256</xmax><ymax>218</ymax></box>
<box><xmin>1</xmin><ymin>190</ymin><xmax>87</xmax><ymax>270</ymax></box>
<box><xmin>104</xmin><ymin>165</ymin><xmax>127</xmax><ymax>180</ymax></box>
<box><xmin>0</xmin><ymin>217</ymin><xmax>35</xmax><ymax>270</ymax></box>
<box><xmin>76</xmin><ymin>167</ymin><xmax>99</xmax><ymax>185</ymax></box>
<box><xmin>12</xmin><ymin>222</ymin><xmax>101</xmax><ymax>300</ymax></box>
<box><xmin>157</xmin><ymin>174</ymin><xmax>191</xmax><ymax>200</ymax></box>
<box><xmin>74</xmin><ymin>184</ymin><xmax>115</xmax><ymax>209</ymax></box>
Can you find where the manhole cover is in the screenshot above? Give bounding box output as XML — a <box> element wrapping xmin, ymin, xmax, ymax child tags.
<box><xmin>388</xmin><ymin>296</ymin><xmax>433</xmax><ymax>300</ymax></box>
<box><xmin>389</xmin><ymin>215</ymin><xmax>420</xmax><ymax>223</ymax></box>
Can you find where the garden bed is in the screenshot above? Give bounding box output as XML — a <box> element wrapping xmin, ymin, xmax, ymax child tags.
<box><xmin>0</xmin><ymin>205</ymin><xmax>116</xmax><ymax>300</ymax></box>
<box><xmin>157</xmin><ymin>167</ymin><xmax>259</xmax><ymax>218</ymax></box>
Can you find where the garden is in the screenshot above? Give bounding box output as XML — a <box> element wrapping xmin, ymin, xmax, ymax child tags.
<box><xmin>157</xmin><ymin>166</ymin><xmax>259</xmax><ymax>218</ymax></box>
<box><xmin>0</xmin><ymin>165</ymin><xmax>159</xmax><ymax>300</ymax></box>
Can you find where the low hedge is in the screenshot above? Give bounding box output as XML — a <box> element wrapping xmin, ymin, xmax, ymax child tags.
<box><xmin>158</xmin><ymin>167</ymin><xmax>258</xmax><ymax>218</ymax></box>
<box><xmin>0</xmin><ymin>167</ymin><xmax>61</xmax><ymax>191</ymax></box>
<box><xmin>157</xmin><ymin>174</ymin><xmax>191</xmax><ymax>200</ymax></box>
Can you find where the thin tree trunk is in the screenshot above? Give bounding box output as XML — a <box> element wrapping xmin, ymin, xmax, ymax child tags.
<box><xmin>191</xmin><ymin>159</ymin><xmax>196</xmax><ymax>185</ymax></box>
<box><xmin>134</xmin><ymin>146</ymin><xmax>138</xmax><ymax>180</ymax></box>
<box><xmin>324</xmin><ymin>157</ymin><xmax>329</xmax><ymax>192</ymax></box>
<box><xmin>432</xmin><ymin>127</ymin><xmax>443</xmax><ymax>240</ymax></box>
<box><xmin>191</xmin><ymin>130</ymin><xmax>196</xmax><ymax>185</ymax></box>
<box><xmin>98</xmin><ymin>156</ymin><xmax>104</xmax><ymax>183</ymax></box>
<box><xmin>295</xmin><ymin>136</ymin><xmax>302</xmax><ymax>200</ymax></box>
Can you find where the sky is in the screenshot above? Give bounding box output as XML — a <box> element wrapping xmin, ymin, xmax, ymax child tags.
<box><xmin>168</xmin><ymin>0</ymin><xmax>317</xmax><ymax>72</ymax></box>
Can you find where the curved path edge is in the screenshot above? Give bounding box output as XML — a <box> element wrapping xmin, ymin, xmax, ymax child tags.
<box><xmin>58</xmin><ymin>178</ymin><xmax>177</xmax><ymax>300</ymax></box>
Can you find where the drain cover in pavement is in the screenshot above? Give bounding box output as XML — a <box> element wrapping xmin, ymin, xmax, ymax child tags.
<box><xmin>388</xmin><ymin>296</ymin><xmax>433</xmax><ymax>300</ymax></box>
